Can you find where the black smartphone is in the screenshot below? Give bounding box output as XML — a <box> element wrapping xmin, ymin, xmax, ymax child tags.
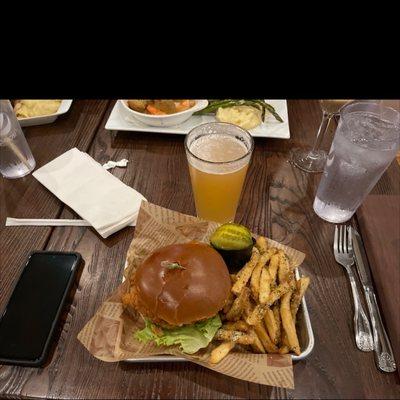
<box><xmin>0</xmin><ymin>251</ymin><xmax>82</xmax><ymax>367</ymax></box>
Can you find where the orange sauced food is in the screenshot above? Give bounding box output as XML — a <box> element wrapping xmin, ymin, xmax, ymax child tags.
<box><xmin>127</xmin><ymin>100</ymin><xmax>195</xmax><ymax>115</ymax></box>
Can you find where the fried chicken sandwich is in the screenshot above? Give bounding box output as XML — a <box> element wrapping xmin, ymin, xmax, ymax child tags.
<box><xmin>122</xmin><ymin>242</ymin><xmax>231</xmax><ymax>354</ymax></box>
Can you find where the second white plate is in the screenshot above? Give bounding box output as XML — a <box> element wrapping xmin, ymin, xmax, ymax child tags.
<box><xmin>105</xmin><ymin>100</ymin><xmax>290</xmax><ymax>139</ymax></box>
<box><xmin>18</xmin><ymin>100</ymin><xmax>73</xmax><ymax>127</ymax></box>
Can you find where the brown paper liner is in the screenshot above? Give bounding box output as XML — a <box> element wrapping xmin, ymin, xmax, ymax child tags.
<box><xmin>78</xmin><ymin>202</ymin><xmax>305</xmax><ymax>388</ymax></box>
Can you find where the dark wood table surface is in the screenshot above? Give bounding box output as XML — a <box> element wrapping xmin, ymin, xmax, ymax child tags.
<box><xmin>1</xmin><ymin>100</ymin><xmax>399</xmax><ymax>399</ymax></box>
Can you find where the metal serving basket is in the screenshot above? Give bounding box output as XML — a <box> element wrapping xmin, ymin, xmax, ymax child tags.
<box><xmin>124</xmin><ymin>268</ymin><xmax>314</xmax><ymax>363</ymax></box>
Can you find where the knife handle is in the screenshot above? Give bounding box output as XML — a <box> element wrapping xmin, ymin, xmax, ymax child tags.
<box><xmin>365</xmin><ymin>288</ymin><xmax>397</xmax><ymax>372</ymax></box>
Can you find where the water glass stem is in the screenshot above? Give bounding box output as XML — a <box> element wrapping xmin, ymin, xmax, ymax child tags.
<box><xmin>310</xmin><ymin>111</ymin><xmax>332</xmax><ymax>155</ymax></box>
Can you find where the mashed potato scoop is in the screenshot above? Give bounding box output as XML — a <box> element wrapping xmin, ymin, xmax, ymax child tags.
<box><xmin>216</xmin><ymin>106</ymin><xmax>262</xmax><ymax>130</ymax></box>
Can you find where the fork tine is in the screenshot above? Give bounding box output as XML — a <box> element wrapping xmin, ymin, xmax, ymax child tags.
<box><xmin>339</xmin><ymin>225</ymin><xmax>343</xmax><ymax>253</ymax></box>
<box><xmin>334</xmin><ymin>225</ymin><xmax>338</xmax><ymax>252</ymax></box>
<box><xmin>342</xmin><ymin>225</ymin><xmax>346</xmax><ymax>253</ymax></box>
<box><xmin>348</xmin><ymin>226</ymin><xmax>353</xmax><ymax>252</ymax></box>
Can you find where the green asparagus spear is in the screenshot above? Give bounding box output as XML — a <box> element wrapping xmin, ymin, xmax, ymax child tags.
<box><xmin>195</xmin><ymin>99</ymin><xmax>283</xmax><ymax>123</ymax></box>
<box><xmin>250</xmin><ymin>100</ymin><xmax>283</xmax><ymax>123</ymax></box>
<box><xmin>194</xmin><ymin>100</ymin><xmax>237</xmax><ymax>115</ymax></box>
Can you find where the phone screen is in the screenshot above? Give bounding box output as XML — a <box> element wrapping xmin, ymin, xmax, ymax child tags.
<box><xmin>0</xmin><ymin>252</ymin><xmax>80</xmax><ymax>364</ymax></box>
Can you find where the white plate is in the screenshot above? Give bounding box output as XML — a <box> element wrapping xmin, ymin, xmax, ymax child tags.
<box><xmin>18</xmin><ymin>100</ymin><xmax>73</xmax><ymax>127</ymax></box>
<box><xmin>105</xmin><ymin>100</ymin><xmax>290</xmax><ymax>139</ymax></box>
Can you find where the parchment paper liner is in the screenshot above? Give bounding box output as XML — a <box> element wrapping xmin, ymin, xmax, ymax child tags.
<box><xmin>78</xmin><ymin>202</ymin><xmax>307</xmax><ymax>388</ymax></box>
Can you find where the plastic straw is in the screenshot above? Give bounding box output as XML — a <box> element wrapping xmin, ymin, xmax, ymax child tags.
<box><xmin>3</xmin><ymin>136</ymin><xmax>31</xmax><ymax>170</ymax></box>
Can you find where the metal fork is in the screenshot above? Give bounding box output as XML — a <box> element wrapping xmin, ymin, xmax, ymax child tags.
<box><xmin>334</xmin><ymin>225</ymin><xmax>374</xmax><ymax>352</ymax></box>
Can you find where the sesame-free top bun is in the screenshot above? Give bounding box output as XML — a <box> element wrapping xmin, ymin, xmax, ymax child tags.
<box><xmin>123</xmin><ymin>242</ymin><xmax>231</xmax><ymax>326</ymax></box>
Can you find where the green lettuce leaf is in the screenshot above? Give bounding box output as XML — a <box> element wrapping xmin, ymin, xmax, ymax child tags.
<box><xmin>134</xmin><ymin>314</ymin><xmax>222</xmax><ymax>354</ymax></box>
<box><xmin>134</xmin><ymin>319</ymin><xmax>157</xmax><ymax>342</ymax></box>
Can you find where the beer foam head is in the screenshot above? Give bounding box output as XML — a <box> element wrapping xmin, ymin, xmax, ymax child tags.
<box><xmin>185</xmin><ymin>123</ymin><xmax>253</xmax><ymax>174</ymax></box>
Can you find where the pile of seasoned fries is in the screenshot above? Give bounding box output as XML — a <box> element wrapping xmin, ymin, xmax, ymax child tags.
<box><xmin>210</xmin><ymin>236</ymin><xmax>310</xmax><ymax>363</ymax></box>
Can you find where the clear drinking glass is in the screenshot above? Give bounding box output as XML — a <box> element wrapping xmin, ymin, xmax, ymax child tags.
<box><xmin>292</xmin><ymin>100</ymin><xmax>352</xmax><ymax>173</ymax></box>
<box><xmin>185</xmin><ymin>122</ymin><xmax>254</xmax><ymax>223</ymax></box>
<box><xmin>313</xmin><ymin>101</ymin><xmax>400</xmax><ymax>223</ymax></box>
<box><xmin>0</xmin><ymin>100</ymin><xmax>36</xmax><ymax>179</ymax></box>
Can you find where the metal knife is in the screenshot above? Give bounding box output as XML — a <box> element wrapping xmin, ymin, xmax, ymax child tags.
<box><xmin>351</xmin><ymin>227</ymin><xmax>397</xmax><ymax>373</ymax></box>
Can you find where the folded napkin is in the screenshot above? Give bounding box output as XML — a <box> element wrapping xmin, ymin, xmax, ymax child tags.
<box><xmin>33</xmin><ymin>148</ymin><xmax>146</xmax><ymax>238</ymax></box>
<box><xmin>357</xmin><ymin>194</ymin><xmax>400</xmax><ymax>377</ymax></box>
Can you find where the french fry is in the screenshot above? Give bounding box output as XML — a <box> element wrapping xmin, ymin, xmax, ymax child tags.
<box><xmin>242</xmin><ymin>292</ymin><xmax>253</xmax><ymax>318</ymax></box>
<box><xmin>278</xmin><ymin>251</ymin><xmax>297</xmax><ymax>291</ymax></box>
<box><xmin>276</xmin><ymin>277</ymin><xmax>310</xmax><ymax>350</ymax></box>
<box><xmin>231</xmin><ymin>249</ymin><xmax>260</xmax><ymax>296</ymax></box>
<box><xmin>278</xmin><ymin>345</ymin><xmax>289</xmax><ymax>355</ymax></box>
<box><xmin>259</xmin><ymin>267</ymin><xmax>271</xmax><ymax>304</ymax></box>
<box><xmin>249</xmin><ymin>328</ymin><xmax>265</xmax><ymax>353</ymax></box>
<box><xmin>223</xmin><ymin>320</ymin><xmax>249</xmax><ymax>332</ymax></box>
<box><xmin>280</xmin><ymin>306</ymin><xmax>293</xmax><ymax>354</ymax></box>
<box><xmin>272</xmin><ymin>303</ymin><xmax>281</xmax><ymax>345</ymax></box>
<box><xmin>268</xmin><ymin>281</ymin><xmax>291</xmax><ymax>305</ymax></box>
<box><xmin>215</xmin><ymin>329</ymin><xmax>254</xmax><ymax>345</ymax></box>
<box><xmin>252</xmin><ymin>248</ymin><xmax>278</xmax><ymax>300</ymax></box>
<box><xmin>223</xmin><ymin>291</ymin><xmax>235</xmax><ymax>315</ymax></box>
<box><xmin>250</xmin><ymin>249</ymin><xmax>274</xmax><ymax>300</ymax></box>
<box><xmin>246</xmin><ymin>282</ymin><xmax>291</xmax><ymax>326</ymax></box>
<box><xmin>254</xmin><ymin>322</ymin><xmax>278</xmax><ymax>353</ymax></box>
<box><xmin>279</xmin><ymin>332</ymin><xmax>290</xmax><ymax>354</ymax></box>
<box><xmin>245</xmin><ymin>304</ymin><xmax>267</xmax><ymax>326</ymax></box>
<box><xmin>268</xmin><ymin>253</ymin><xmax>281</xmax><ymax>285</ymax></box>
<box><xmin>255</xmin><ymin>236</ymin><xmax>268</xmax><ymax>254</ymax></box>
<box><xmin>223</xmin><ymin>271</ymin><xmax>236</xmax><ymax>314</ymax></box>
<box><xmin>281</xmin><ymin>331</ymin><xmax>290</xmax><ymax>347</ymax></box>
<box><xmin>290</xmin><ymin>276</ymin><xmax>310</xmax><ymax>319</ymax></box>
<box><xmin>210</xmin><ymin>341</ymin><xmax>235</xmax><ymax>364</ymax></box>
<box><xmin>278</xmin><ymin>251</ymin><xmax>291</xmax><ymax>284</ymax></box>
<box><xmin>280</xmin><ymin>291</ymin><xmax>301</xmax><ymax>355</ymax></box>
<box><xmin>250</xmin><ymin>257</ymin><xmax>264</xmax><ymax>300</ymax></box>
<box><xmin>264</xmin><ymin>307</ymin><xmax>279</xmax><ymax>345</ymax></box>
<box><xmin>226</xmin><ymin>287</ymin><xmax>250</xmax><ymax>321</ymax></box>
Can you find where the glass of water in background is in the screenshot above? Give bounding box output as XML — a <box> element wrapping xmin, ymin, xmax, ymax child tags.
<box><xmin>0</xmin><ymin>100</ymin><xmax>36</xmax><ymax>179</ymax></box>
<box><xmin>314</xmin><ymin>101</ymin><xmax>400</xmax><ymax>223</ymax></box>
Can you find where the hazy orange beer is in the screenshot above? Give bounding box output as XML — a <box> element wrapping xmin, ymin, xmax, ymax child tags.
<box><xmin>185</xmin><ymin>122</ymin><xmax>254</xmax><ymax>223</ymax></box>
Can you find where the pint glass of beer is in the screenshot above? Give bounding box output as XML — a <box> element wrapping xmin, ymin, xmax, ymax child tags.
<box><xmin>184</xmin><ymin>122</ymin><xmax>254</xmax><ymax>223</ymax></box>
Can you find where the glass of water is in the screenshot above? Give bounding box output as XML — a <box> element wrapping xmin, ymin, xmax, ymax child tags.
<box><xmin>313</xmin><ymin>101</ymin><xmax>400</xmax><ymax>223</ymax></box>
<box><xmin>0</xmin><ymin>100</ymin><xmax>36</xmax><ymax>179</ymax></box>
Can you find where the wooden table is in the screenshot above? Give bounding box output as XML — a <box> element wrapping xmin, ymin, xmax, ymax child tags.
<box><xmin>1</xmin><ymin>100</ymin><xmax>399</xmax><ymax>399</ymax></box>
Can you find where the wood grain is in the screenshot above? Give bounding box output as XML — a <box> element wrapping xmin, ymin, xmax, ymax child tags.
<box><xmin>0</xmin><ymin>101</ymin><xmax>110</xmax><ymax>313</ymax></box>
<box><xmin>0</xmin><ymin>100</ymin><xmax>399</xmax><ymax>399</ymax></box>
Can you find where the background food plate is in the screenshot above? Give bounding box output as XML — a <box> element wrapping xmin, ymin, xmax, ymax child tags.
<box><xmin>18</xmin><ymin>100</ymin><xmax>73</xmax><ymax>127</ymax></box>
<box><xmin>123</xmin><ymin>268</ymin><xmax>314</xmax><ymax>363</ymax></box>
<box><xmin>105</xmin><ymin>100</ymin><xmax>290</xmax><ymax>139</ymax></box>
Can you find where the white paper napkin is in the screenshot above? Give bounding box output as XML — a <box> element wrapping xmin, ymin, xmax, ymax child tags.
<box><xmin>32</xmin><ymin>148</ymin><xmax>146</xmax><ymax>238</ymax></box>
